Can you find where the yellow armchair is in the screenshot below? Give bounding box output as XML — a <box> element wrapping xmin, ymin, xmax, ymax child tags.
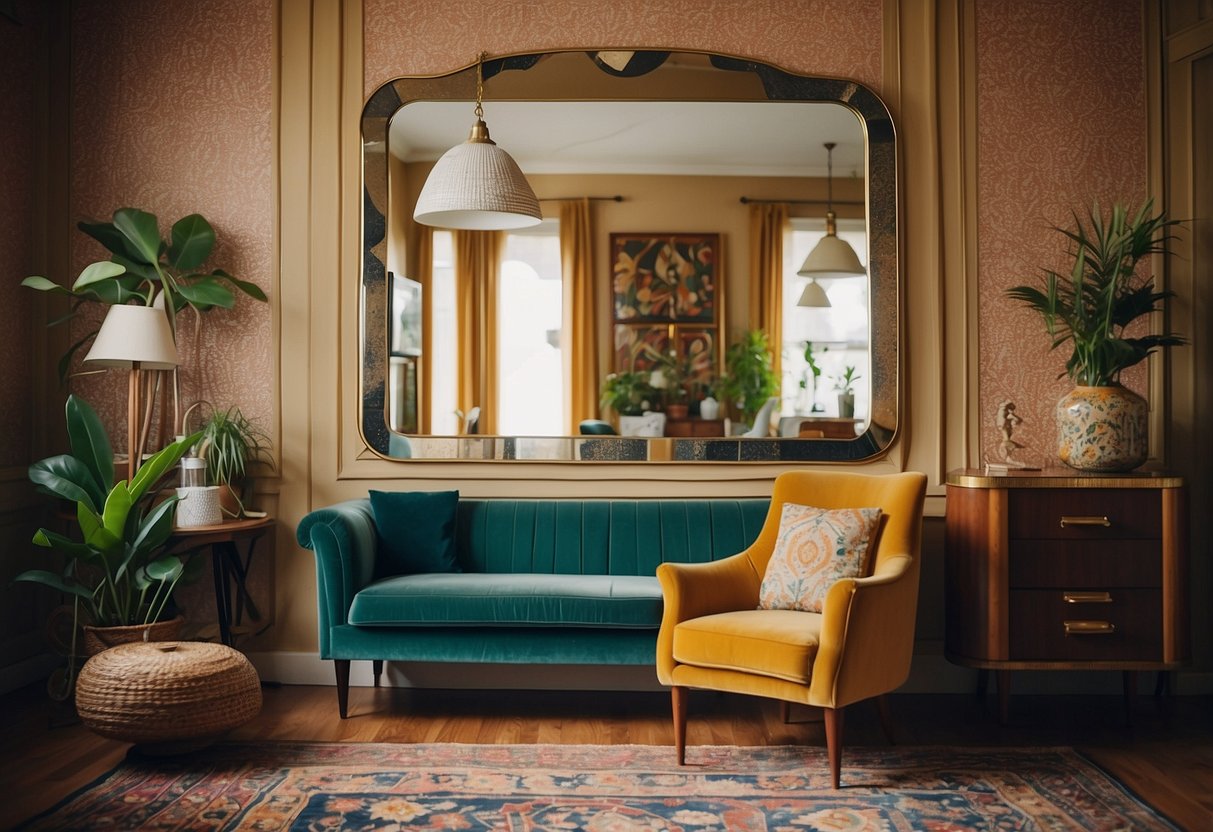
<box><xmin>656</xmin><ymin>470</ymin><xmax>928</xmax><ymax>788</ymax></box>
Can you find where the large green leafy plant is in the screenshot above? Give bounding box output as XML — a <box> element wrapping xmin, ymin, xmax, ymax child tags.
<box><xmin>16</xmin><ymin>396</ymin><xmax>201</xmax><ymax>629</ymax></box>
<box><xmin>22</xmin><ymin>207</ymin><xmax>267</xmax><ymax>378</ymax></box>
<box><xmin>1005</xmin><ymin>200</ymin><xmax>1184</xmax><ymax>387</ymax></box>
<box><xmin>719</xmin><ymin>329</ymin><xmax>780</xmax><ymax>425</ymax></box>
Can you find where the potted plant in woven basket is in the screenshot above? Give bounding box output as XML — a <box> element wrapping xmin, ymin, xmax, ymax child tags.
<box><xmin>1006</xmin><ymin>200</ymin><xmax>1184</xmax><ymax>471</ymax></box>
<box><xmin>16</xmin><ymin>395</ymin><xmax>201</xmax><ymax>698</ymax></box>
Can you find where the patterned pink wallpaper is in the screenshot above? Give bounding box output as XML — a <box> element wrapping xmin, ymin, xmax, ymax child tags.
<box><xmin>67</xmin><ymin>0</ymin><xmax>274</xmax><ymax>453</ymax></box>
<box><xmin>364</xmin><ymin>0</ymin><xmax>884</xmax><ymax>96</ymax></box>
<box><xmin>975</xmin><ymin>0</ymin><xmax>1147</xmax><ymax>465</ymax></box>
<box><xmin>0</xmin><ymin>4</ymin><xmax>40</xmax><ymax>466</ymax></box>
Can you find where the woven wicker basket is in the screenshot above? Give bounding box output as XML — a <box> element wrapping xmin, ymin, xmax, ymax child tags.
<box><xmin>81</xmin><ymin>614</ymin><xmax>184</xmax><ymax>656</ymax></box>
<box><xmin>76</xmin><ymin>641</ymin><xmax>261</xmax><ymax>752</ymax></box>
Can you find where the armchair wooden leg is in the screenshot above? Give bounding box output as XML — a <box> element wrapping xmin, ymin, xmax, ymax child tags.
<box><xmin>823</xmin><ymin>706</ymin><xmax>844</xmax><ymax>789</ymax></box>
<box><xmin>779</xmin><ymin>700</ymin><xmax>791</xmax><ymax>724</ymax></box>
<box><xmin>372</xmin><ymin>660</ymin><xmax>383</xmax><ymax>687</ymax></box>
<box><xmin>335</xmin><ymin>660</ymin><xmax>351</xmax><ymax>719</ymax></box>
<box><xmin>671</xmin><ymin>686</ymin><xmax>688</xmax><ymax>765</ymax></box>
<box><xmin>876</xmin><ymin>695</ymin><xmax>896</xmax><ymax>745</ymax></box>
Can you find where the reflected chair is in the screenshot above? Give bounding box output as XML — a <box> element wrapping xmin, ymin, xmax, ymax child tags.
<box><xmin>656</xmin><ymin>469</ymin><xmax>927</xmax><ymax>788</ymax></box>
<box><xmin>387</xmin><ymin>432</ymin><xmax>413</xmax><ymax>458</ymax></box>
<box><xmin>578</xmin><ymin>419</ymin><xmax>618</xmax><ymax>435</ymax></box>
<box><xmin>741</xmin><ymin>397</ymin><xmax>779</xmax><ymax>437</ymax></box>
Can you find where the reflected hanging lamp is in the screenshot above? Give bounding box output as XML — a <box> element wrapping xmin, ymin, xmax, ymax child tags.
<box><xmin>413</xmin><ymin>52</ymin><xmax>542</xmax><ymax>231</ymax></box>
<box><xmin>797</xmin><ymin>141</ymin><xmax>866</xmax><ymax>281</ymax></box>
<box><xmin>796</xmin><ymin>277</ymin><xmax>832</xmax><ymax>307</ymax></box>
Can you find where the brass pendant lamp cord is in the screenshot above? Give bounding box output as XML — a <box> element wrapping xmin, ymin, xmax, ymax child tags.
<box><xmin>824</xmin><ymin>141</ymin><xmax>837</xmax><ymax>235</ymax></box>
<box><xmin>474</xmin><ymin>51</ymin><xmax>485</xmax><ymax>121</ymax></box>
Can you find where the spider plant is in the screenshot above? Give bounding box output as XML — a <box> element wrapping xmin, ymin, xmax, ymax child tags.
<box><xmin>1005</xmin><ymin>199</ymin><xmax>1184</xmax><ymax>387</ymax></box>
<box><xmin>190</xmin><ymin>404</ymin><xmax>274</xmax><ymax>516</ymax></box>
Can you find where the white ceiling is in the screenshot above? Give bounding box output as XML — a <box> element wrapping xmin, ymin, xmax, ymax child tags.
<box><xmin>388</xmin><ymin>100</ymin><xmax>866</xmax><ymax>179</ymax></box>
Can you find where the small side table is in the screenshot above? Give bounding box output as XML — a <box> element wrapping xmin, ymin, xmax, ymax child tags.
<box><xmin>168</xmin><ymin>517</ymin><xmax>274</xmax><ymax>647</ymax></box>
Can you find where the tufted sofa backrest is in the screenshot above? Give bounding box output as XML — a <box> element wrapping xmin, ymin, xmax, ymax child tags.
<box><xmin>453</xmin><ymin>499</ymin><xmax>769</xmax><ymax>576</ymax></box>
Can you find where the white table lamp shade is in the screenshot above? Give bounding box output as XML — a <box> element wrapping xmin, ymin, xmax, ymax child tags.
<box><xmin>84</xmin><ymin>305</ymin><xmax>179</xmax><ymax>369</ymax></box>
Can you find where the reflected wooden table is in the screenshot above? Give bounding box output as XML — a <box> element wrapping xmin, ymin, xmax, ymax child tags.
<box><xmin>167</xmin><ymin>517</ymin><xmax>274</xmax><ymax>647</ymax></box>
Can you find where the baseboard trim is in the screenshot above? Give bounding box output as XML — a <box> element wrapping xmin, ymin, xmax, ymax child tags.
<box><xmin>0</xmin><ymin>652</ymin><xmax>61</xmax><ymax>696</ymax></box>
<box><xmin>247</xmin><ymin>650</ymin><xmax>1213</xmax><ymax>695</ymax></box>
<box><xmin>247</xmin><ymin>652</ymin><xmax>666</xmax><ymax>691</ymax></box>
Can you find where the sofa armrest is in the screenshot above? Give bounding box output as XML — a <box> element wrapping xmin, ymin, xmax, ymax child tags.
<box><xmin>809</xmin><ymin>553</ymin><xmax>919</xmax><ymax>708</ymax></box>
<box><xmin>296</xmin><ymin>499</ymin><xmax>378</xmax><ymax>657</ymax></box>
<box><xmin>655</xmin><ymin>552</ymin><xmax>762</xmax><ymax>684</ymax></box>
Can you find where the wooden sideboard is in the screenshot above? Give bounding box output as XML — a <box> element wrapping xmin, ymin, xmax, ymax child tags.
<box><xmin>665</xmin><ymin>418</ymin><xmax>726</xmax><ymax>437</ymax></box>
<box><xmin>944</xmin><ymin>469</ymin><xmax>1188</xmax><ymax>722</ymax></box>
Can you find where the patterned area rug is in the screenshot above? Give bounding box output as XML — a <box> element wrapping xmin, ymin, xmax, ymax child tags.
<box><xmin>22</xmin><ymin>742</ymin><xmax>1174</xmax><ymax>831</ymax></box>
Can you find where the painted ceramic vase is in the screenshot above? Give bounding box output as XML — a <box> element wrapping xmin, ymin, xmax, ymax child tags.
<box><xmin>1056</xmin><ymin>385</ymin><xmax>1147</xmax><ymax>472</ymax></box>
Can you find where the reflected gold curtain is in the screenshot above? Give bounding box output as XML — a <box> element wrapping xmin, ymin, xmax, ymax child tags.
<box><xmin>560</xmin><ymin>198</ymin><xmax>598</xmax><ymax>430</ymax></box>
<box><xmin>415</xmin><ymin>225</ymin><xmax>433</xmax><ymax>434</ymax></box>
<box><xmin>749</xmin><ymin>202</ymin><xmax>788</xmax><ymax>378</ymax></box>
<box><xmin>454</xmin><ymin>229</ymin><xmax>501</xmax><ymax>434</ymax></box>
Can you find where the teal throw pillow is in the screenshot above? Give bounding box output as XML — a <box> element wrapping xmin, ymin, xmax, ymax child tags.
<box><xmin>369</xmin><ymin>490</ymin><xmax>461</xmax><ymax>576</ymax></box>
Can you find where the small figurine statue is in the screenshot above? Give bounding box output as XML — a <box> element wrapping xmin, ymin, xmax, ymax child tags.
<box><xmin>994</xmin><ymin>400</ymin><xmax>1023</xmax><ymax>465</ymax></box>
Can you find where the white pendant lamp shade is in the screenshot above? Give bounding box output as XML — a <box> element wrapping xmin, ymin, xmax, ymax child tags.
<box><xmin>84</xmin><ymin>304</ymin><xmax>178</xmax><ymax>369</ymax></box>
<box><xmin>413</xmin><ymin>53</ymin><xmax>542</xmax><ymax>231</ymax></box>
<box><xmin>413</xmin><ymin>123</ymin><xmax>542</xmax><ymax>230</ymax></box>
<box><xmin>796</xmin><ymin>277</ymin><xmax>832</xmax><ymax>308</ymax></box>
<box><xmin>798</xmin><ymin>140</ymin><xmax>866</xmax><ymax>279</ymax></box>
<box><xmin>796</xmin><ymin>212</ymin><xmax>866</xmax><ymax>279</ymax></box>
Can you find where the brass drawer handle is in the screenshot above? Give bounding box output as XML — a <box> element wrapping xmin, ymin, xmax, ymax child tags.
<box><xmin>1063</xmin><ymin>591</ymin><xmax>1113</xmax><ymax>604</ymax></box>
<box><xmin>1064</xmin><ymin>620</ymin><xmax>1116</xmax><ymax>636</ymax></box>
<box><xmin>1059</xmin><ymin>515</ymin><xmax>1111</xmax><ymax>528</ymax></box>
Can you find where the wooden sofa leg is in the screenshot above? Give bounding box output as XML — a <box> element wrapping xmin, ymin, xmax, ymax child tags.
<box><xmin>335</xmin><ymin>660</ymin><xmax>351</xmax><ymax>719</ymax></box>
<box><xmin>672</xmin><ymin>686</ymin><xmax>688</xmax><ymax>765</ymax></box>
<box><xmin>372</xmin><ymin>660</ymin><xmax>383</xmax><ymax>687</ymax></box>
<box><xmin>823</xmin><ymin>706</ymin><xmax>844</xmax><ymax>789</ymax></box>
<box><xmin>779</xmin><ymin>700</ymin><xmax>791</xmax><ymax>724</ymax></box>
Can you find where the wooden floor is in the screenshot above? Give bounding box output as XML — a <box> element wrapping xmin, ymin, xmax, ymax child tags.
<box><xmin>2</xmin><ymin>682</ymin><xmax>1211</xmax><ymax>830</ymax></box>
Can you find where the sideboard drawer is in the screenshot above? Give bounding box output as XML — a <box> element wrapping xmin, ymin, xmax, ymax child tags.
<box><xmin>1008</xmin><ymin>489</ymin><xmax>1160</xmax><ymax>540</ymax></box>
<box><xmin>1008</xmin><ymin>588</ymin><xmax>1162</xmax><ymax>661</ymax></box>
<box><xmin>1009</xmin><ymin>540</ymin><xmax>1161</xmax><ymax>588</ymax></box>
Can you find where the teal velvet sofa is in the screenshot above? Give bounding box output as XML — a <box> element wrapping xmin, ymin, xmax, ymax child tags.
<box><xmin>297</xmin><ymin>497</ymin><xmax>769</xmax><ymax>716</ymax></box>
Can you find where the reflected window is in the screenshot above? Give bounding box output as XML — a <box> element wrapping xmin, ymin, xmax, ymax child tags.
<box><xmin>781</xmin><ymin>217</ymin><xmax>869</xmax><ymax>420</ymax></box>
<box><xmin>499</xmin><ymin>220</ymin><xmax>564</xmax><ymax>435</ymax></box>
<box><xmin>430</xmin><ymin>230</ymin><xmax>458</xmax><ymax>434</ymax></box>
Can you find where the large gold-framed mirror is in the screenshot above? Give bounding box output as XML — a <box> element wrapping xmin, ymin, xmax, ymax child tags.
<box><xmin>361</xmin><ymin>50</ymin><xmax>898</xmax><ymax>462</ymax></box>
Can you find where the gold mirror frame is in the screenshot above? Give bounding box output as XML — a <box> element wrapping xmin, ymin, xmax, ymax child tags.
<box><xmin>360</xmin><ymin>49</ymin><xmax>898</xmax><ymax>462</ymax></box>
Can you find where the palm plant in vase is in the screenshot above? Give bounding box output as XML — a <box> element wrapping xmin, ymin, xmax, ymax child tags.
<box><xmin>1006</xmin><ymin>199</ymin><xmax>1184</xmax><ymax>471</ymax></box>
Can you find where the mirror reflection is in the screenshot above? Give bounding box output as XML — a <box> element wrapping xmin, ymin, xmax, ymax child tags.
<box><xmin>361</xmin><ymin>51</ymin><xmax>898</xmax><ymax>462</ymax></box>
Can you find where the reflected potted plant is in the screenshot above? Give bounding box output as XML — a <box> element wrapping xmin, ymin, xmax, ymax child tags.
<box><xmin>833</xmin><ymin>366</ymin><xmax>861</xmax><ymax>418</ymax></box>
<box><xmin>16</xmin><ymin>396</ymin><xmax>201</xmax><ymax>697</ymax></box>
<box><xmin>600</xmin><ymin>371</ymin><xmax>663</xmax><ymax>436</ymax></box>
<box><xmin>1006</xmin><ymin>200</ymin><xmax>1184</xmax><ymax>471</ymax></box>
<box><xmin>719</xmin><ymin>330</ymin><xmax>780</xmax><ymax>430</ymax></box>
<box><xmin>650</xmin><ymin>350</ymin><xmax>690</xmax><ymax>420</ymax></box>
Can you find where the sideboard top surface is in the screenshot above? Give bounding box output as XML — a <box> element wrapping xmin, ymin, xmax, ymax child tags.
<box><xmin>946</xmin><ymin>468</ymin><xmax>1184</xmax><ymax>489</ymax></box>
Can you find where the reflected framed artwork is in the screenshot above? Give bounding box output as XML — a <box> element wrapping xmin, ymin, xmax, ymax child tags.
<box><xmin>611</xmin><ymin>233</ymin><xmax>719</xmax><ymax>324</ymax></box>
